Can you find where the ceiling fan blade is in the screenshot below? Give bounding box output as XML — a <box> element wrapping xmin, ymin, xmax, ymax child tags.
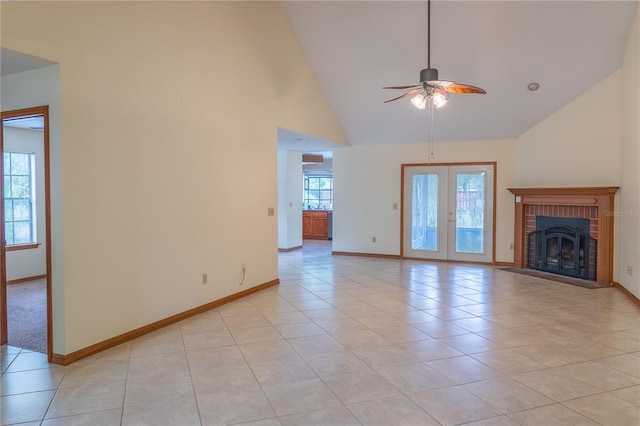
<box><xmin>383</xmin><ymin>88</ymin><xmax>421</xmax><ymax>103</ymax></box>
<box><xmin>444</xmin><ymin>83</ymin><xmax>486</xmax><ymax>94</ymax></box>
<box><xmin>383</xmin><ymin>85</ymin><xmax>421</xmax><ymax>90</ymax></box>
<box><xmin>427</xmin><ymin>80</ymin><xmax>454</xmax><ymax>87</ymax></box>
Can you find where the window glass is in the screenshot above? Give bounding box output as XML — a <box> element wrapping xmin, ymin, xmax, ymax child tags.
<box><xmin>303</xmin><ymin>175</ymin><xmax>333</xmax><ymax>210</ymax></box>
<box><xmin>3</xmin><ymin>152</ymin><xmax>36</xmax><ymax>245</ymax></box>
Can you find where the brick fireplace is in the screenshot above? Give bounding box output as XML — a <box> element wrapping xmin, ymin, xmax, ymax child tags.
<box><xmin>508</xmin><ymin>187</ymin><xmax>619</xmax><ymax>285</ymax></box>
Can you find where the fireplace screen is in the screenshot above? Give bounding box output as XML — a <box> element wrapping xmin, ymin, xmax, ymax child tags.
<box><xmin>527</xmin><ymin>216</ymin><xmax>597</xmax><ymax>280</ymax></box>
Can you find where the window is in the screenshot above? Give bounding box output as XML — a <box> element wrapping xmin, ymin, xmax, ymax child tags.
<box><xmin>4</xmin><ymin>151</ymin><xmax>36</xmax><ymax>245</ymax></box>
<box><xmin>303</xmin><ymin>175</ymin><xmax>333</xmax><ymax>210</ymax></box>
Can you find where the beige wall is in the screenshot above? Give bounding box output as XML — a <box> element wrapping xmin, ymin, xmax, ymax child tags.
<box><xmin>1</xmin><ymin>1</ymin><xmax>346</xmax><ymax>354</ymax></box>
<box><xmin>516</xmin><ymin>70</ymin><xmax>621</xmax><ymax>187</ymax></box>
<box><xmin>332</xmin><ymin>54</ymin><xmax>636</xmax><ymax>272</ymax></box>
<box><xmin>515</xmin><ymin>6</ymin><xmax>640</xmax><ymax>297</ymax></box>
<box><xmin>2</xmin><ymin>2</ymin><xmax>636</xmax><ymax>355</ymax></box>
<box><xmin>618</xmin><ymin>8</ymin><xmax>640</xmax><ymax>298</ymax></box>
<box><xmin>514</xmin><ymin>70</ymin><xmax>622</xmax><ymax>278</ymax></box>
<box><xmin>333</xmin><ymin>139</ymin><xmax>517</xmax><ymax>263</ymax></box>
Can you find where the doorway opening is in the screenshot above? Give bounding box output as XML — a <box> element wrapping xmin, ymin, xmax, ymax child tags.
<box><xmin>1</xmin><ymin>106</ymin><xmax>52</xmax><ymax>360</ymax></box>
<box><xmin>401</xmin><ymin>163</ymin><xmax>496</xmax><ymax>263</ymax></box>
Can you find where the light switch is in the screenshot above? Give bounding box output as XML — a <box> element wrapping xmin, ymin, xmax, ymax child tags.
<box><xmin>268</xmin><ymin>207</ymin><xmax>275</xmax><ymax>216</ymax></box>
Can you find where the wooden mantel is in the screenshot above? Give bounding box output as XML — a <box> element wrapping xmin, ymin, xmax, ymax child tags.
<box><xmin>508</xmin><ymin>187</ymin><xmax>619</xmax><ymax>285</ymax></box>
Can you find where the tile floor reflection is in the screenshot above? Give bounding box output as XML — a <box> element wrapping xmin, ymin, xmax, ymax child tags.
<box><xmin>2</xmin><ymin>241</ymin><xmax>639</xmax><ymax>425</ymax></box>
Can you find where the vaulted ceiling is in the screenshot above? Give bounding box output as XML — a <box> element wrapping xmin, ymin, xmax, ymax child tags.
<box><xmin>280</xmin><ymin>0</ymin><xmax>638</xmax><ymax>151</ymax></box>
<box><xmin>2</xmin><ymin>2</ymin><xmax>638</xmax><ymax>154</ymax></box>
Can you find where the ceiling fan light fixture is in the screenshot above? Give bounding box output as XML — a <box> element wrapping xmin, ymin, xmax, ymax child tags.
<box><xmin>432</xmin><ymin>89</ymin><xmax>449</xmax><ymax>108</ymax></box>
<box><xmin>382</xmin><ymin>0</ymin><xmax>485</xmax><ymax>107</ymax></box>
<box><xmin>411</xmin><ymin>93</ymin><xmax>427</xmax><ymax>109</ymax></box>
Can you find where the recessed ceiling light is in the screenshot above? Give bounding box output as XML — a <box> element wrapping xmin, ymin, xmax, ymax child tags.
<box><xmin>527</xmin><ymin>82</ymin><xmax>540</xmax><ymax>91</ymax></box>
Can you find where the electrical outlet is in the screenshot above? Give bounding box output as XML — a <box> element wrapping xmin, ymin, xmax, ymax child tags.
<box><xmin>393</xmin><ymin>203</ymin><xmax>398</xmax><ymax>210</ymax></box>
<box><xmin>372</xmin><ymin>236</ymin><xmax>376</xmax><ymax>243</ymax></box>
<box><xmin>202</xmin><ymin>273</ymin><xmax>208</xmax><ymax>285</ymax></box>
<box><xmin>627</xmin><ymin>266</ymin><xmax>633</xmax><ymax>276</ymax></box>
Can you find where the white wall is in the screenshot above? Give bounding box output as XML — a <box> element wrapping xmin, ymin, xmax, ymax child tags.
<box><xmin>277</xmin><ymin>150</ymin><xmax>303</xmax><ymax>250</ymax></box>
<box><xmin>618</xmin><ymin>8</ymin><xmax>640</xmax><ymax>299</ymax></box>
<box><xmin>333</xmin><ymin>139</ymin><xmax>517</xmax><ymax>263</ymax></box>
<box><xmin>0</xmin><ymin>65</ymin><xmax>65</xmax><ymax>353</ymax></box>
<box><xmin>3</xmin><ymin>127</ymin><xmax>47</xmax><ymax>281</ymax></box>
<box><xmin>303</xmin><ymin>157</ymin><xmax>333</xmax><ymax>176</ymax></box>
<box><xmin>516</xmin><ymin>70</ymin><xmax>621</xmax><ymax>187</ymax></box>
<box><xmin>2</xmin><ymin>2</ymin><xmax>346</xmax><ymax>354</ymax></box>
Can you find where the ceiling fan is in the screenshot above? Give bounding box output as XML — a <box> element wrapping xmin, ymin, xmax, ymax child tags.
<box><xmin>383</xmin><ymin>0</ymin><xmax>486</xmax><ymax>109</ymax></box>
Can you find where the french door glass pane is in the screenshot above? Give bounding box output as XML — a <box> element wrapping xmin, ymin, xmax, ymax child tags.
<box><xmin>411</xmin><ymin>174</ymin><xmax>438</xmax><ymax>251</ymax></box>
<box><xmin>455</xmin><ymin>172</ymin><xmax>485</xmax><ymax>253</ymax></box>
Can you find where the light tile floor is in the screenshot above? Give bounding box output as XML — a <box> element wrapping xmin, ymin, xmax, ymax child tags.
<box><xmin>2</xmin><ymin>241</ymin><xmax>639</xmax><ymax>425</ymax></box>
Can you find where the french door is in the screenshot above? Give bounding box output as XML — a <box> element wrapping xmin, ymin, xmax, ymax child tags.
<box><xmin>403</xmin><ymin>164</ymin><xmax>494</xmax><ymax>263</ymax></box>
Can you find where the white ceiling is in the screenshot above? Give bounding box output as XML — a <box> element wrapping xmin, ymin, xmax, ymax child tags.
<box><xmin>277</xmin><ymin>128</ymin><xmax>341</xmax><ymax>158</ymax></box>
<box><xmin>281</xmin><ymin>0</ymin><xmax>638</xmax><ymax>148</ymax></box>
<box><xmin>3</xmin><ymin>116</ymin><xmax>44</xmax><ymax>130</ymax></box>
<box><xmin>2</xmin><ymin>3</ymin><xmax>637</xmax><ymax>154</ymax></box>
<box><xmin>0</xmin><ymin>48</ymin><xmax>56</xmax><ymax>77</ymax></box>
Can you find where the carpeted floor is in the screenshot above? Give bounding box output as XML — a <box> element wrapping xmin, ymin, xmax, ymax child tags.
<box><xmin>6</xmin><ymin>279</ymin><xmax>47</xmax><ymax>353</ymax></box>
<box><xmin>500</xmin><ymin>267</ymin><xmax>607</xmax><ymax>289</ymax></box>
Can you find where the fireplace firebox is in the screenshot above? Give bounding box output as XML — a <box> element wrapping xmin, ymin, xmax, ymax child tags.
<box><xmin>507</xmin><ymin>187</ymin><xmax>618</xmax><ymax>286</ymax></box>
<box><xmin>527</xmin><ymin>216</ymin><xmax>597</xmax><ymax>280</ymax></box>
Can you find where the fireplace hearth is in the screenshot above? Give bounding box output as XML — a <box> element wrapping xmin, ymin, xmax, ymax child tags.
<box><xmin>527</xmin><ymin>216</ymin><xmax>596</xmax><ymax>280</ymax></box>
<box><xmin>508</xmin><ymin>187</ymin><xmax>619</xmax><ymax>286</ymax></box>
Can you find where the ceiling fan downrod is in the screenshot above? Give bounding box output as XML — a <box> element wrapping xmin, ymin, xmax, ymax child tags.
<box><xmin>422</xmin><ymin>0</ymin><xmax>437</xmax><ymax>83</ymax></box>
<box><xmin>427</xmin><ymin>0</ymin><xmax>431</xmax><ymax>69</ymax></box>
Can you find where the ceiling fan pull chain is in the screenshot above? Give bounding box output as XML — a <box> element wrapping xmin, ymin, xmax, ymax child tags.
<box><xmin>429</xmin><ymin>102</ymin><xmax>435</xmax><ymax>156</ymax></box>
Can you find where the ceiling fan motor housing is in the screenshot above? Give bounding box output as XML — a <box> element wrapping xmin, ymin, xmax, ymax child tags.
<box><xmin>420</xmin><ymin>68</ymin><xmax>439</xmax><ymax>83</ymax></box>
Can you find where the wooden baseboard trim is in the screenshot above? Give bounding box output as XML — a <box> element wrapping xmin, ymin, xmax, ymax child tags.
<box><xmin>278</xmin><ymin>245</ymin><xmax>303</xmax><ymax>252</ymax></box>
<box><xmin>331</xmin><ymin>251</ymin><xmax>401</xmax><ymax>259</ymax></box>
<box><xmin>402</xmin><ymin>256</ymin><xmax>493</xmax><ymax>266</ymax></box>
<box><xmin>51</xmin><ymin>279</ymin><xmax>280</xmax><ymax>366</ymax></box>
<box><xmin>612</xmin><ymin>282</ymin><xmax>640</xmax><ymax>308</ymax></box>
<box><xmin>332</xmin><ymin>252</ymin><xmax>514</xmax><ymax>267</ymax></box>
<box><xmin>7</xmin><ymin>274</ymin><xmax>47</xmax><ymax>285</ymax></box>
<box><xmin>50</xmin><ymin>353</ymin><xmax>66</xmax><ymax>365</ymax></box>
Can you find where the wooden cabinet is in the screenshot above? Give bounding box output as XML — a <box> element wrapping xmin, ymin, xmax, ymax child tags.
<box><xmin>302</xmin><ymin>213</ymin><xmax>313</xmax><ymax>238</ymax></box>
<box><xmin>302</xmin><ymin>211</ymin><xmax>329</xmax><ymax>240</ymax></box>
<box><xmin>311</xmin><ymin>213</ymin><xmax>328</xmax><ymax>239</ymax></box>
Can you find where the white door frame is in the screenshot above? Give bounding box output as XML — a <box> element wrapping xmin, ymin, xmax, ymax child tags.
<box><xmin>0</xmin><ymin>106</ymin><xmax>52</xmax><ymax>361</ymax></box>
<box><xmin>401</xmin><ymin>162</ymin><xmax>497</xmax><ymax>264</ymax></box>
